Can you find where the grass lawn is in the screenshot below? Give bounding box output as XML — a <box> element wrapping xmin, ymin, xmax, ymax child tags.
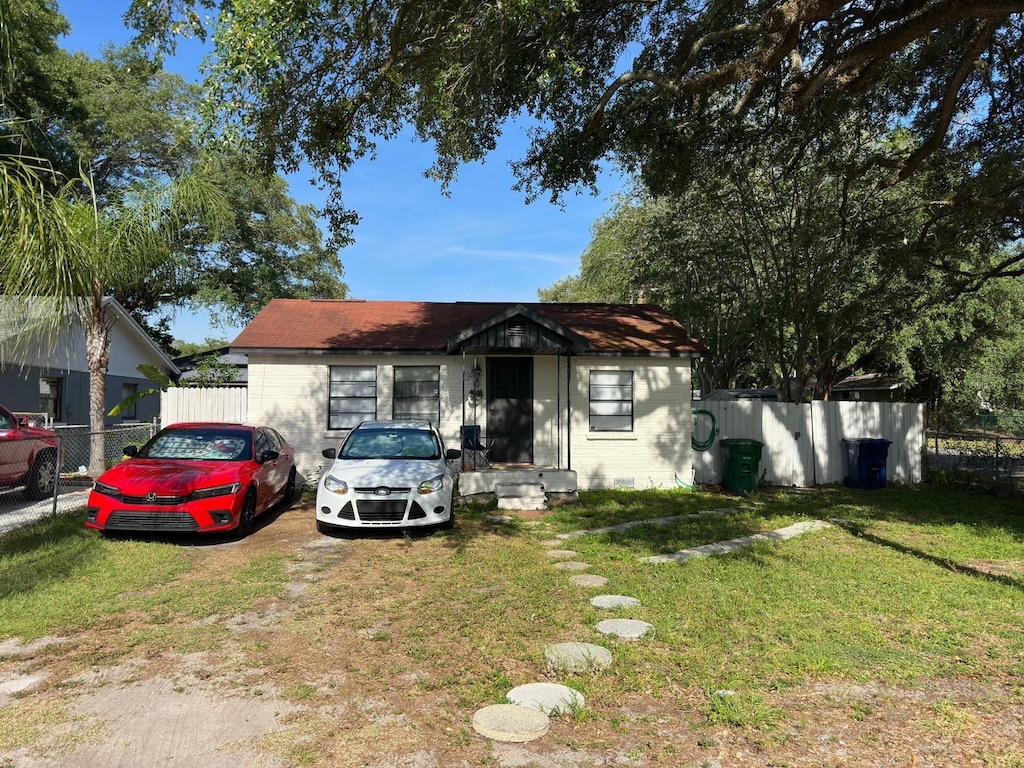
<box><xmin>0</xmin><ymin>483</ymin><xmax>1021</xmax><ymax>766</ymax></box>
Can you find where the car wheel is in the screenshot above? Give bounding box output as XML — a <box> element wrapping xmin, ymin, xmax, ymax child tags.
<box><xmin>24</xmin><ymin>450</ymin><xmax>58</xmax><ymax>501</ymax></box>
<box><xmin>282</xmin><ymin>468</ymin><xmax>297</xmax><ymax>505</ymax></box>
<box><xmin>236</xmin><ymin>489</ymin><xmax>257</xmax><ymax>538</ymax></box>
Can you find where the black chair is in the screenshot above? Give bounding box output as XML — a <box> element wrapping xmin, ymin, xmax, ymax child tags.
<box><xmin>460</xmin><ymin>425</ymin><xmax>490</xmax><ymax>469</ymax></box>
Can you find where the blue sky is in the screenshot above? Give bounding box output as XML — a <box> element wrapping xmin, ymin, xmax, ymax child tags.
<box><xmin>60</xmin><ymin>1</ymin><xmax>624</xmax><ymax>344</ymax></box>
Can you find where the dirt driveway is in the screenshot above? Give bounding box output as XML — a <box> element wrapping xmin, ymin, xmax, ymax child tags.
<box><xmin>0</xmin><ymin>502</ymin><xmax>1020</xmax><ymax>767</ymax></box>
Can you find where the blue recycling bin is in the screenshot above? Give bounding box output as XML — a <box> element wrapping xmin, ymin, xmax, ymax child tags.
<box><xmin>842</xmin><ymin>438</ymin><xmax>891</xmax><ymax>490</ymax></box>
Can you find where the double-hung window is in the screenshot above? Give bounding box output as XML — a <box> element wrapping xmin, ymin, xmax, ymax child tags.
<box><xmin>589</xmin><ymin>370</ymin><xmax>634</xmax><ymax>432</ymax></box>
<box><xmin>329</xmin><ymin>366</ymin><xmax>377</xmax><ymax>429</ymax></box>
<box><xmin>393</xmin><ymin>366</ymin><xmax>440</xmax><ymax>423</ymax></box>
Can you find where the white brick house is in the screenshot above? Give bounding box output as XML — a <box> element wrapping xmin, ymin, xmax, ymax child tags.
<box><xmin>231</xmin><ymin>300</ymin><xmax>703</xmax><ymax>493</ymax></box>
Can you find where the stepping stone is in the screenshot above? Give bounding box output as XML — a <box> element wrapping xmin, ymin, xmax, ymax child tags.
<box><xmin>544</xmin><ymin>642</ymin><xmax>613</xmax><ymax>672</ymax></box>
<box><xmin>552</xmin><ymin>561</ymin><xmax>591</xmax><ymax>571</ymax></box>
<box><xmin>556</xmin><ymin>509</ymin><xmax>741</xmax><ymax>540</ymax></box>
<box><xmin>590</xmin><ymin>595</ymin><xmax>641</xmax><ymax>609</ymax></box>
<box><xmin>545</xmin><ymin>549</ymin><xmax>577</xmax><ymax>559</ymax></box>
<box><xmin>539</xmin><ymin>539</ymin><xmax>563</xmax><ymax>547</ymax></box>
<box><xmin>507</xmin><ymin>682</ymin><xmax>584</xmax><ymax>715</ymax></box>
<box><xmin>569</xmin><ymin>574</ymin><xmax>608</xmax><ymax>588</ymax></box>
<box><xmin>472</xmin><ymin>703</ymin><xmax>550</xmax><ymax>743</ymax></box>
<box><xmin>0</xmin><ymin>673</ymin><xmax>46</xmax><ymax>695</ymax></box>
<box><xmin>642</xmin><ymin>520</ymin><xmax>831</xmax><ymax>564</ymax></box>
<box><xmin>596</xmin><ymin>618</ymin><xmax>655</xmax><ymax>641</ymax></box>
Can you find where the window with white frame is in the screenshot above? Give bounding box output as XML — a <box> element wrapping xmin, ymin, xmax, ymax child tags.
<box><xmin>328</xmin><ymin>366</ymin><xmax>377</xmax><ymax>429</ymax></box>
<box><xmin>393</xmin><ymin>366</ymin><xmax>440</xmax><ymax>423</ymax></box>
<box><xmin>589</xmin><ymin>370</ymin><xmax>634</xmax><ymax>432</ymax></box>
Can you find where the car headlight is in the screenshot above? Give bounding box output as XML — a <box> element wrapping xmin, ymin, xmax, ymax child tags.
<box><xmin>417</xmin><ymin>474</ymin><xmax>445</xmax><ymax>494</ymax></box>
<box><xmin>190</xmin><ymin>482</ymin><xmax>242</xmax><ymax>500</ymax></box>
<box><xmin>323</xmin><ymin>474</ymin><xmax>349</xmax><ymax>494</ymax></box>
<box><xmin>92</xmin><ymin>481</ymin><xmax>120</xmax><ymax>498</ymax></box>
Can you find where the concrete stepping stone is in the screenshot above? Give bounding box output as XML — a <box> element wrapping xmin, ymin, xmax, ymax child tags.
<box><xmin>507</xmin><ymin>682</ymin><xmax>584</xmax><ymax>715</ymax></box>
<box><xmin>569</xmin><ymin>574</ymin><xmax>608</xmax><ymax>588</ymax></box>
<box><xmin>596</xmin><ymin>618</ymin><xmax>655</xmax><ymax>641</ymax></box>
<box><xmin>545</xmin><ymin>549</ymin><xmax>577</xmax><ymax>559</ymax></box>
<box><xmin>556</xmin><ymin>509</ymin><xmax>743</xmax><ymax>540</ymax></box>
<box><xmin>472</xmin><ymin>703</ymin><xmax>550</xmax><ymax>743</ymax></box>
<box><xmin>641</xmin><ymin>520</ymin><xmax>831</xmax><ymax>564</ymax></box>
<box><xmin>590</xmin><ymin>595</ymin><xmax>641</xmax><ymax>610</ymax></box>
<box><xmin>544</xmin><ymin>642</ymin><xmax>613</xmax><ymax>672</ymax></box>
<box><xmin>539</xmin><ymin>539</ymin><xmax>563</xmax><ymax>547</ymax></box>
<box><xmin>552</xmin><ymin>561</ymin><xmax>591</xmax><ymax>571</ymax></box>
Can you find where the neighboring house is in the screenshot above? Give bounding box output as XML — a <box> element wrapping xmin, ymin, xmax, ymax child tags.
<box><xmin>231</xmin><ymin>299</ymin><xmax>704</xmax><ymax>493</ymax></box>
<box><xmin>830</xmin><ymin>373</ymin><xmax>904</xmax><ymax>402</ymax></box>
<box><xmin>173</xmin><ymin>347</ymin><xmax>249</xmax><ymax>386</ymax></box>
<box><xmin>0</xmin><ymin>297</ymin><xmax>179</xmax><ymax>426</ymax></box>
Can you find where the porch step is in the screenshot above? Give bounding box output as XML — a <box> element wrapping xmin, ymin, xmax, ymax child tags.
<box><xmin>496</xmin><ymin>482</ymin><xmax>547</xmax><ymax>511</ymax></box>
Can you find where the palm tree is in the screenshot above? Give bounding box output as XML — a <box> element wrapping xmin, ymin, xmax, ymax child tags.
<box><xmin>1</xmin><ymin>159</ymin><xmax>225</xmax><ymax>476</ymax></box>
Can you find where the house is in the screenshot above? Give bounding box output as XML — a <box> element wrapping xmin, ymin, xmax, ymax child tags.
<box><xmin>230</xmin><ymin>299</ymin><xmax>704</xmax><ymax>494</ymax></box>
<box><xmin>0</xmin><ymin>297</ymin><xmax>179</xmax><ymax>426</ymax></box>
<box><xmin>173</xmin><ymin>347</ymin><xmax>248</xmax><ymax>386</ymax></box>
<box><xmin>829</xmin><ymin>373</ymin><xmax>904</xmax><ymax>402</ymax></box>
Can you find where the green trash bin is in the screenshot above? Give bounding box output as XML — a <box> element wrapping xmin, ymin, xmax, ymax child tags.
<box><xmin>720</xmin><ymin>438</ymin><xmax>764</xmax><ymax>494</ymax></box>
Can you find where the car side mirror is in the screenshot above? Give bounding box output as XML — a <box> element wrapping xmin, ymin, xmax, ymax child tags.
<box><xmin>321</xmin><ymin>448</ymin><xmax>337</xmax><ymax>460</ymax></box>
<box><xmin>259</xmin><ymin>449</ymin><xmax>280</xmax><ymax>463</ymax></box>
<box><xmin>123</xmin><ymin>445</ymin><xmax>138</xmax><ymax>457</ymax></box>
<box><xmin>446</xmin><ymin>448</ymin><xmax>462</xmax><ymax>461</ymax></box>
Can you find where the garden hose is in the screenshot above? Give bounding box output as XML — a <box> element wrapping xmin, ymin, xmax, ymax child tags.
<box><xmin>691</xmin><ymin>408</ymin><xmax>718</xmax><ymax>452</ymax></box>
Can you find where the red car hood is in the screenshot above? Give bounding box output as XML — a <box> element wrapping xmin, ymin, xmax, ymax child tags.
<box><xmin>97</xmin><ymin>459</ymin><xmax>244</xmax><ymax>495</ymax></box>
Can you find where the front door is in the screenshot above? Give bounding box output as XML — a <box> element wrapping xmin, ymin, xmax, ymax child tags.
<box><xmin>486</xmin><ymin>358</ymin><xmax>533</xmax><ymax>464</ymax></box>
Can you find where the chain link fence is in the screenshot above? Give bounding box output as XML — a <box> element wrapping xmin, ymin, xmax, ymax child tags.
<box><xmin>924</xmin><ymin>430</ymin><xmax>1024</xmax><ymax>486</ymax></box>
<box><xmin>0</xmin><ymin>422</ymin><xmax>159</xmax><ymax>535</ymax></box>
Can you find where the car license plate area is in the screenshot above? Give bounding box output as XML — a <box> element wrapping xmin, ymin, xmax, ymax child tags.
<box><xmin>106</xmin><ymin>511</ymin><xmax>199</xmax><ymax>531</ymax></box>
<box><xmin>355</xmin><ymin>499</ymin><xmax>408</xmax><ymax>523</ymax></box>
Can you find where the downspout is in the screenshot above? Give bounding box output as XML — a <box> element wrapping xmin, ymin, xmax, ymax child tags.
<box><xmin>461</xmin><ymin>350</ymin><xmax>466</xmax><ymax>437</ymax></box>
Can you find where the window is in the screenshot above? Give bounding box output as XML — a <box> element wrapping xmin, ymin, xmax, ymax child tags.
<box><xmin>255</xmin><ymin>429</ymin><xmax>271</xmax><ymax>459</ymax></box>
<box><xmin>120</xmin><ymin>383</ymin><xmax>138</xmax><ymax>420</ymax></box>
<box><xmin>329</xmin><ymin>366</ymin><xmax>377</xmax><ymax>429</ymax></box>
<box><xmin>589</xmin><ymin>370</ymin><xmax>634</xmax><ymax>432</ymax></box>
<box><xmin>39</xmin><ymin>377</ymin><xmax>62</xmax><ymax>421</ymax></box>
<box><xmin>393</xmin><ymin>366</ymin><xmax>440</xmax><ymax>423</ymax></box>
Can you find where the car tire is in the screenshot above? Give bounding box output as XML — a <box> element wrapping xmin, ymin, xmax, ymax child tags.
<box><xmin>236</xmin><ymin>489</ymin><xmax>257</xmax><ymax>538</ymax></box>
<box><xmin>282</xmin><ymin>468</ymin><xmax>297</xmax><ymax>505</ymax></box>
<box><xmin>24</xmin><ymin>450</ymin><xmax>58</xmax><ymax>501</ymax></box>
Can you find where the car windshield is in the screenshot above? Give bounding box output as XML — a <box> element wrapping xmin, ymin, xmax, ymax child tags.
<box><xmin>340</xmin><ymin>428</ymin><xmax>440</xmax><ymax>460</ymax></box>
<box><xmin>140</xmin><ymin>428</ymin><xmax>253</xmax><ymax>461</ymax></box>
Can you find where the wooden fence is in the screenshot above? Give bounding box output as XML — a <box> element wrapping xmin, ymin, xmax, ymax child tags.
<box><xmin>161</xmin><ymin>387</ymin><xmax>248</xmax><ymax>425</ymax></box>
<box><xmin>691</xmin><ymin>400</ymin><xmax>925</xmax><ymax>487</ymax></box>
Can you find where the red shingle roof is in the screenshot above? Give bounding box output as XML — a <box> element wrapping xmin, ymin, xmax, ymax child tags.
<box><xmin>231</xmin><ymin>300</ymin><xmax>703</xmax><ymax>355</ymax></box>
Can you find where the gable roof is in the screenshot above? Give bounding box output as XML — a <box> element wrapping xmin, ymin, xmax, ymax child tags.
<box><xmin>0</xmin><ymin>296</ymin><xmax>179</xmax><ymax>376</ymax></box>
<box><xmin>231</xmin><ymin>300</ymin><xmax>703</xmax><ymax>357</ymax></box>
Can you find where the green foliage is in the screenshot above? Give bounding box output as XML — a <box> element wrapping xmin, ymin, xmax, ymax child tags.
<box><xmin>127</xmin><ymin>0</ymin><xmax>1024</xmax><ymax>266</ymax></box>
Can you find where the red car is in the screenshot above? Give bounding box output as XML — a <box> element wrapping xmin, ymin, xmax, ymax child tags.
<box><xmin>0</xmin><ymin>403</ymin><xmax>60</xmax><ymax>500</ymax></box>
<box><xmin>85</xmin><ymin>422</ymin><xmax>297</xmax><ymax>537</ymax></box>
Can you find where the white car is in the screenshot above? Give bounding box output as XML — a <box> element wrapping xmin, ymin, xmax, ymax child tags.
<box><xmin>315</xmin><ymin>421</ymin><xmax>461</xmax><ymax>532</ymax></box>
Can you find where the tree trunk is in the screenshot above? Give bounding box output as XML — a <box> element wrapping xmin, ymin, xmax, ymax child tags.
<box><xmin>85</xmin><ymin>303</ymin><xmax>113</xmax><ymax>478</ymax></box>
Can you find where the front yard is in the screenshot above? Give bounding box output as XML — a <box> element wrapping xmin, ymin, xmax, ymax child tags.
<box><xmin>0</xmin><ymin>485</ymin><xmax>1021</xmax><ymax>767</ymax></box>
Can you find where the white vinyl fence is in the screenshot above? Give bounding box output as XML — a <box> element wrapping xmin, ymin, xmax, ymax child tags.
<box><xmin>161</xmin><ymin>387</ymin><xmax>248</xmax><ymax>424</ymax></box>
<box><xmin>692</xmin><ymin>400</ymin><xmax>925</xmax><ymax>488</ymax></box>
